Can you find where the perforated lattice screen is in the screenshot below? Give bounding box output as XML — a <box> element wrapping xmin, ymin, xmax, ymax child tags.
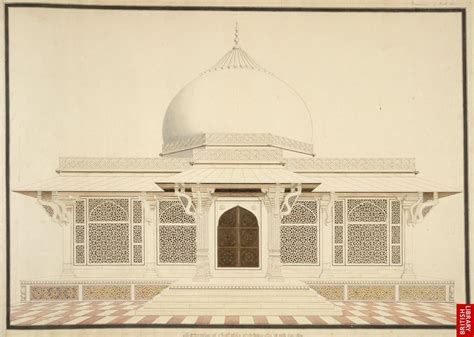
<box><xmin>281</xmin><ymin>225</ymin><xmax>319</xmax><ymax>264</ymax></box>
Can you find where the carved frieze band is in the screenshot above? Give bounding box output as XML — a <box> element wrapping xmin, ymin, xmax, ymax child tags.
<box><xmin>192</xmin><ymin>148</ymin><xmax>284</xmax><ymax>162</ymax></box>
<box><xmin>162</xmin><ymin>133</ymin><xmax>314</xmax><ymax>155</ymax></box>
<box><xmin>286</xmin><ymin>157</ymin><xmax>416</xmax><ymax>172</ymax></box>
<box><xmin>58</xmin><ymin>157</ymin><xmax>190</xmax><ymax>172</ymax></box>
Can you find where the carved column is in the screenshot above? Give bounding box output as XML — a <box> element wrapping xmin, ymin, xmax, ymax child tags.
<box><xmin>141</xmin><ymin>194</ymin><xmax>158</xmax><ymax>277</ymax></box>
<box><xmin>319</xmin><ymin>193</ymin><xmax>334</xmax><ymax>278</ymax></box>
<box><xmin>262</xmin><ymin>186</ymin><xmax>285</xmax><ymax>282</ymax></box>
<box><xmin>191</xmin><ymin>186</ymin><xmax>214</xmax><ymax>282</ymax></box>
<box><xmin>402</xmin><ymin>199</ymin><xmax>416</xmax><ymax>279</ymax></box>
<box><xmin>61</xmin><ymin>205</ymin><xmax>75</xmax><ymax>278</ymax></box>
<box><xmin>47</xmin><ymin>193</ymin><xmax>75</xmax><ymax>278</ymax></box>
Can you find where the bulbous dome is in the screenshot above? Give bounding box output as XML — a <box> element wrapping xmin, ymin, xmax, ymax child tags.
<box><xmin>162</xmin><ymin>45</ymin><xmax>314</xmax><ymax>145</ymax></box>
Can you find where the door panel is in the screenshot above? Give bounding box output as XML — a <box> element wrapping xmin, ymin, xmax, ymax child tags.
<box><xmin>217</xmin><ymin>206</ymin><xmax>259</xmax><ymax>268</ymax></box>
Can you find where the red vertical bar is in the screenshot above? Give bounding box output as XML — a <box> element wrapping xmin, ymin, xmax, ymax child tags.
<box><xmin>457</xmin><ymin>304</ymin><xmax>473</xmax><ymax>337</ymax></box>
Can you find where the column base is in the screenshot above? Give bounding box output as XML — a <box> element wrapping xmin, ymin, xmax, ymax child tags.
<box><xmin>401</xmin><ymin>264</ymin><xmax>416</xmax><ymax>279</ymax></box>
<box><xmin>266</xmin><ymin>255</ymin><xmax>284</xmax><ymax>282</ymax></box>
<box><xmin>60</xmin><ymin>264</ymin><xmax>76</xmax><ymax>279</ymax></box>
<box><xmin>144</xmin><ymin>264</ymin><xmax>159</xmax><ymax>277</ymax></box>
<box><xmin>193</xmin><ymin>254</ymin><xmax>211</xmax><ymax>282</ymax></box>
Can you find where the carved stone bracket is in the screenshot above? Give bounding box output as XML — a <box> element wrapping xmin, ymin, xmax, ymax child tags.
<box><xmin>37</xmin><ymin>192</ymin><xmax>69</xmax><ymax>226</ymax></box>
<box><xmin>174</xmin><ymin>184</ymin><xmax>197</xmax><ymax>216</ymax></box>
<box><xmin>280</xmin><ymin>184</ymin><xmax>302</xmax><ymax>217</ymax></box>
<box><xmin>409</xmin><ymin>192</ymin><xmax>439</xmax><ymax>225</ymax></box>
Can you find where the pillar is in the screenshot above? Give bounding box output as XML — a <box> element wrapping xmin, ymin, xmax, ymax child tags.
<box><xmin>402</xmin><ymin>200</ymin><xmax>416</xmax><ymax>279</ymax></box>
<box><xmin>192</xmin><ymin>187</ymin><xmax>214</xmax><ymax>282</ymax></box>
<box><xmin>142</xmin><ymin>196</ymin><xmax>158</xmax><ymax>277</ymax></box>
<box><xmin>51</xmin><ymin>194</ymin><xmax>75</xmax><ymax>279</ymax></box>
<box><xmin>319</xmin><ymin>195</ymin><xmax>334</xmax><ymax>278</ymax></box>
<box><xmin>61</xmin><ymin>206</ymin><xmax>75</xmax><ymax>278</ymax></box>
<box><xmin>262</xmin><ymin>186</ymin><xmax>285</xmax><ymax>282</ymax></box>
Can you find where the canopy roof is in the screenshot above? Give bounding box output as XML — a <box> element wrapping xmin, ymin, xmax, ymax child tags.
<box><xmin>155</xmin><ymin>168</ymin><xmax>319</xmax><ymax>187</ymax></box>
<box><xmin>13</xmin><ymin>170</ymin><xmax>459</xmax><ymax>197</ymax></box>
<box><xmin>312</xmin><ymin>176</ymin><xmax>459</xmax><ymax>195</ymax></box>
<box><xmin>14</xmin><ymin>176</ymin><xmax>164</xmax><ymax>193</ymax></box>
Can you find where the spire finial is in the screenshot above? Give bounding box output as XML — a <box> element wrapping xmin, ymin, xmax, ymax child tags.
<box><xmin>233</xmin><ymin>22</ymin><xmax>240</xmax><ymax>48</ymax></box>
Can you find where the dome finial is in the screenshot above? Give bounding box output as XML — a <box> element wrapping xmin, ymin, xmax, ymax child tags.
<box><xmin>233</xmin><ymin>22</ymin><xmax>240</xmax><ymax>48</ymax></box>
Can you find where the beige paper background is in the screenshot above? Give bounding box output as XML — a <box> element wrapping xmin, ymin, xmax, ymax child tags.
<box><xmin>1</xmin><ymin>0</ymin><xmax>473</xmax><ymax>336</ymax></box>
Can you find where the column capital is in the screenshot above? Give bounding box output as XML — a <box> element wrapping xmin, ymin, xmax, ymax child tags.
<box><xmin>261</xmin><ymin>185</ymin><xmax>286</xmax><ymax>195</ymax></box>
<box><xmin>191</xmin><ymin>186</ymin><xmax>214</xmax><ymax>214</ymax></box>
<box><xmin>261</xmin><ymin>185</ymin><xmax>285</xmax><ymax>214</ymax></box>
<box><xmin>139</xmin><ymin>193</ymin><xmax>157</xmax><ymax>226</ymax></box>
<box><xmin>319</xmin><ymin>192</ymin><xmax>336</xmax><ymax>226</ymax></box>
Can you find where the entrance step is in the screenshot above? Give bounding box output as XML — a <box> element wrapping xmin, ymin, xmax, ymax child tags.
<box><xmin>135</xmin><ymin>279</ymin><xmax>342</xmax><ymax>316</ymax></box>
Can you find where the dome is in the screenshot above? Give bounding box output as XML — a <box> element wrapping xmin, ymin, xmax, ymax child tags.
<box><xmin>162</xmin><ymin>44</ymin><xmax>314</xmax><ymax>146</ymax></box>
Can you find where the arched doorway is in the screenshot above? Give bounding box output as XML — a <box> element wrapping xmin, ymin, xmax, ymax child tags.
<box><xmin>217</xmin><ymin>206</ymin><xmax>259</xmax><ymax>268</ymax></box>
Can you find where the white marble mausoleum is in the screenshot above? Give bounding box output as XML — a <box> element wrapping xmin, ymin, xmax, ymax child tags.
<box><xmin>14</xmin><ymin>32</ymin><xmax>458</xmax><ymax>313</ymax></box>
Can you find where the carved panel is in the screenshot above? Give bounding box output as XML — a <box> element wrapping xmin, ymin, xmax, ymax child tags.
<box><xmin>133</xmin><ymin>245</ymin><xmax>143</xmax><ymax>264</ymax></box>
<box><xmin>159</xmin><ymin>225</ymin><xmax>196</xmax><ymax>263</ymax></box>
<box><xmin>133</xmin><ymin>225</ymin><xmax>142</xmax><ymax>244</ymax></box>
<box><xmin>399</xmin><ymin>286</ymin><xmax>446</xmax><ymax>302</ymax></box>
<box><xmin>310</xmin><ymin>285</ymin><xmax>344</xmax><ymax>300</ymax></box>
<box><xmin>218</xmin><ymin>248</ymin><xmax>238</xmax><ymax>267</ymax></box>
<box><xmin>347</xmin><ymin>285</ymin><xmax>395</xmax><ymax>301</ymax></box>
<box><xmin>334</xmin><ymin>226</ymin><xmax>343</xmax><ymax>244</ymax></box>
<box><xmin>281</xmin><ymin>200</ymin><xmax>318</xmax><ymax>224</ymax></box>
<box><xmin>88</xmin><ymin>199</ymin><xmax>129</xmax><ymax>222</ymax></box>
<box><xmin>88</xmin><ymin>223</ymin><xmax>130</xmax><ymax>264</ymax></box>
<box><xmin>391</xmin><ymin>226</ymin><xmax>401</xmax><ymax>244</ymax></box>
<box><xmin>334</xmin><ymin>200</ymin><xmax>344</xmax><ymax>224</ymax></box>
<box><xmin>281</xmin><ymin>225</ymin><xmax>318</xmax><ymax>264</ymax></box>
<box><xmin>391</xmin><ymin>200</ymin><xmax>401</xmax><ymax>224</ymax></box>
<box><xmin>75</xmin><ymin>245</ymin><xmax>85</xmax><ymax>264</ymax></box>
<box><xmin>391</xmin><ymin>245</ymin><xmax>401</xmax><ymax>264</ymax></box>
<box><xmin>134</xmin><ymin>285</ymin><xmax>167</xmax><ymax>300</ymax></box>
<box><xmin>83</xmin><ymin>285</ymin><xmax>131</xmax><ymax>300</ymax></box>
<box><xmin>132</xmin><ymin>200</ymin><xmax>143</xmax><ymax>224</ymax></box>
<box><xmin>347</xmin><ymin>199</ymin><xmax>387</xmax><ymax>223</ymax></box>
<box><xmin>30</xmin><ymin>286</ymin><xmax>79</xmax><ymax>301</ymax></box>
<box><xmin>240</xmin><ymin>248</ymin><xmax>259</xmax><ymax>267</ymax></box>
<box><xmin>74</xmin><ymin>200</ymin><xmax>87</xmax><ymax>265</ymax></box>
<box><xmin>75</xmin><ymin>200</ymin><xmax>85</xmax><ymax>224</ymax></box>
<box><xmin>159</xmin><ymin>200</ymin><xmax>195</xmax><ymax>224</ymax></box>
<box><xmin>334</xmin><ymin>245</ymin><xmax>344</xmax><ymax>264</ymax></box>
<box><xmin>347</xmin><ymin>224</ymin><xmax>388</xmax><ymax>264</ymax></box>
<box><xmin>75</xmin><ymin>225</ymin><xmax>85</xmax><ymax>244</ymax></box>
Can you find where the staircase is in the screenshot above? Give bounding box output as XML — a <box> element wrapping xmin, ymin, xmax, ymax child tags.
<box><xmin>135</xmin><ymin>279</ymin><xmax>342</xmax><ymax>316</ymax></box>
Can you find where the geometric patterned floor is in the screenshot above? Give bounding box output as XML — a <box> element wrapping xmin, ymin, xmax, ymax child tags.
<box><xmin>10</xmin><ymin>301</ymin><xmax>455</xmax><ymax>326</ymax></box>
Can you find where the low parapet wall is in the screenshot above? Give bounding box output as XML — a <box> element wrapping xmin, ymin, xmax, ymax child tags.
<box><xmin>19</xmin><ymin>280</ymin><xmax>173</xmax><ymax>302</ymax></box>
<box><xmin>305</xmin><ymin>279</ymin><xmax>454</xmax><ymax>302</ymax></box>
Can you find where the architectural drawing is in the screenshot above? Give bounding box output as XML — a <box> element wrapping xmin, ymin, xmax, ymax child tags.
<box><xmin>10</xmin><ymin>23</ymin><xmax>460</xmax><ymax>327</ymax></box>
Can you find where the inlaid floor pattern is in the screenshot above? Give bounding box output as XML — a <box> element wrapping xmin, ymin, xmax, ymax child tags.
<box><xmin>10</xmin><ymin>301</ymin><xmax>455</xmax><ymax>326</ymax></box>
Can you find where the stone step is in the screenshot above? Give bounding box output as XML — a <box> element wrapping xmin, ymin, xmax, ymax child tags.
<box><xmin>154</xmin><ymin>295</ymin><xmax>328</xmax><ymax>303</ymax></box>
<box><xmin>136</xmin><ymin>308</ymin><xmax>342</xmax><ymax>316</ymax></box>
<box><xmin>162</xmin><ymin>289</ymin><xmax>316</xmax><ymax>297</ymax></box>
<box><xmin>135</xmin><ymin>280</ymin><xmax>342</xmax><ymax>317</ymax></box>
<box><xmin>141</xmin><ymin>301</ymin><xmax>336</xmax><ymax>309</ymax></box>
